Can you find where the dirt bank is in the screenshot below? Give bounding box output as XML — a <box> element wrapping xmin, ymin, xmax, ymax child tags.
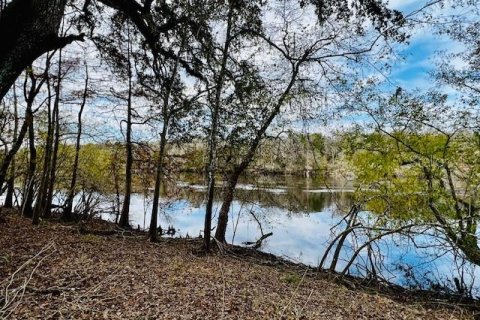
<box><xmin>0</xmin><ymin>209</ymin><xmax>476</xmax><ymax>319</ymax></box>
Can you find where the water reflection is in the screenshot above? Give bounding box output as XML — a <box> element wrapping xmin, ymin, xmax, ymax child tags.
<box><xmin>169</xmin><ymin>174</ymin><xmax>355</xmax><ymax>214</ymax></box>
<box><xmin>2</xmin><ymin>173</ymin><xmax>478</xmax><ymax>294</ymax></box>
<box><xmin>98</xmin><ymin>174</ymin><xmax>479</xmax><ymax>295</ymax></box>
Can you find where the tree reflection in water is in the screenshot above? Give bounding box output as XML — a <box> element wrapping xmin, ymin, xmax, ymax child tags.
<box><xmin>97</xmin><ymin>173</ymin><xmax>479</xmax><ymax>297</ymax></box>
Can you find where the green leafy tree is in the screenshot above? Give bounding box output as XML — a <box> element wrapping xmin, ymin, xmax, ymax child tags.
<box><xmin>348</xmin><ymin>91</ymin><xmax>480</xmax><ymax>265</ymax></box>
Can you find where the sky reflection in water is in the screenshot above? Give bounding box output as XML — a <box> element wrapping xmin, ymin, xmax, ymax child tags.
<box><xmin>99</xmin><ymin>176</ymin><xmax>480</xmax><ymax>295</ymax></box>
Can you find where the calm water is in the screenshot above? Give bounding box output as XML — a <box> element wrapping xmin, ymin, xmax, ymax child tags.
<box><xmin>2</xmin><ymin>174</ymin><xmax>478</xmax><ymax>295</ymax></box>
<box><xmin>100</xmin><ymin>174</ymin><xmax>480</xmax><ymax>296</ymax></box>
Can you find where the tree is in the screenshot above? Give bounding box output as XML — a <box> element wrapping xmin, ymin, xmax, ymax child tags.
<box><xmin>0</xmin><ymin>0</ymin><xmax>83</xmax><ymax>101</ymax></box>
<box><xmin>64</xmin><ymin>61</ymin><xmax>89</xmax><ymax>220</ymax></box>
<box><xmin>33</xmin><ymin>47</ymin><xmax>65</xmax><ymax>220</ymax></box>
<box><xmin>145</xmin><ymin>48</ymin><xmax>196</xmax><ymax>242</ymax></box>
<box><xmin>209</xmin><ymin>0</ymin><xmax>408</xmax><ymax>244</ymax></box>
<box><xmin>202</xmin><ymin>0</ymin><xmax>240</xmax><ymax>251</ymax></box>
<box><xmin>21</xmin><ymin>63</ymin><xmax>50</xmax><ymax>220</ymax></box>
<box><xmin>118</xmin><ymin>25</ymin><xmax>135</xmax><ymax>229</ymax></box>
<box><xmin>347</xmin><ymin>89</ymin><xmax>480</xmax><ymax>266</ymax></box>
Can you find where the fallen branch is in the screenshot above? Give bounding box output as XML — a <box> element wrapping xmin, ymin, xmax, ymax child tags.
<box><xmin>24</xmin><ymin>286</ymin><xmax>75</xmax><ymax>296</ymax></box>
<box><xmin>0</xmin><ymin>242</ymin><xmax>56</xmax><ymax>318</ymax></box>
<box><xmin>78</xmin><ymin>223</ymin><xmax>116</xmax><ymax>236</ymax></box>
<box><xmin>213</xmin><ymin>237</ymin><xmax>227</xmax><ymax>255</ymax></box>
<box><xmin>243</xmin><ymin>232</ymin><xmax>273</xmax><ymax>249</ymax></box>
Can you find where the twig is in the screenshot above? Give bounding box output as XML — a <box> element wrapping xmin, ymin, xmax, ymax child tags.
<box><xmin>0</xmin><ymin>241</ymin><xmax>56</xmax><ymax>318</ymax></box>
<box><xmin>219</xmin><ymin>262</ymin><xmax>226</xmax><ymax>319</ymax></box>
<box><xmin>279</xmin><ymin>268</ymin><xmax>309</xmax><ymax>319</ymax></box>
<box><xmin>297</xmin><ymin>288</ymin><xmax>314</xmax><ymax>319</ymax></box>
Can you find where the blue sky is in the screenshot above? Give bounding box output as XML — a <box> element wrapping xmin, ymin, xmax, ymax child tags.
<box><xmin>307</xmin><ymin>0</ymin><xmax>469</xmax><ymax>134</ymax></box>
<box><xmin>63</xmin><ymin>1</ymin><xmax>471</xmax><ymax>139</ymax></box>
<box><xmin>391</xmin><ymin>38</ymin><xmax>437</xmax><ymax>89</ymax></box>
<box><xmin>386</xmin><ymin>0</ymin><xmax>464</xmax><ymax>93</ymax></box>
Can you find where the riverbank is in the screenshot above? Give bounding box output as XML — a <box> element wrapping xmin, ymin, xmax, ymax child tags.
<box><xmin>0</xmin><ymin>209</ymin><xmax>476</xmax><ymax>319</ymax></box>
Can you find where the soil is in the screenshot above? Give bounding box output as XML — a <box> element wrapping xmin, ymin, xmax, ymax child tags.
<box><xmin>0</xmin><ymin>208</ymin><xmax>477</xmax><ymax>319</ymax></box>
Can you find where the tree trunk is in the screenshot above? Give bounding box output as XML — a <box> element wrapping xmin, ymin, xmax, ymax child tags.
<box><xmin>203</xmin><ymin>2</ymin><xmax>234</xmax><ymax>251</ymax></box>
<box><xmin>33</xmin><ymin>70</ymin><xmax>54</xmax><ymax>219</ymax></box>
<box><xmin>4</xmin><ymin>173</ymin><xmax>14</xmax><ymax>207</ymax></box>
<box><xmin>118</xmin><ymin>112</ymin><xmax>132</xmax><ymax>227</ymax></box>
<box><xmin>113</xmin><ymin>149</ymin><xmax>121</xmax><ymax>223</ymax></box>
<box><xmin>44</xmin><ymin>61</ymin><xmax>61</xmax><ymax>218</ymax></box>
<box><xmin>147</xmin><ymin>42</ymin><xmax>183</xmax><ymax>241</ymax></box>
<box><xmin>119</xmin><ymin>31</ymin><xmax>133</xmax><ymax>229</ymax></box>
<box><xmin>329</xmin><ymin>206</ymin><xmax>358</xmax><ymax>271</ymax></box>
<box><xmin>148</xmin><ymin>124</ymin><xmax>168</xmax><ymax>242</ymax></box>
<box><xmin>214</xmin><ymin>170</ymin><xmax>241</xmax><ymax>243</ymax></box>
<box><xmin>20</xmin><ymin>68</ymin><xmax>45</xmax><ymax>220</ymax></box>
<box><xmin>64</xmin><ymin>64</ymin><xmax>88</xmax><ymax>220</ymax></box>
<box><xmin>23</xmin><ymin>109</ymin><xmax>36</xmax><ymax>220</ymax></box>
<box><xmin>0</xmin><ymin>0</ymin><xmax>82</xmax><ymax>101</ymax></box>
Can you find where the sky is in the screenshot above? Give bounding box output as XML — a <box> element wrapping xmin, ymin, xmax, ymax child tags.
<box><xmin>386</xmin><ymin>0</ymin><xmax>464</xmax><ymax>93</ymax></box>
<box><xmin>304</xmin><ymin>0</ymin><xmax>472</xmax><ymax>135</ymax></box>
<box><xmin>4</xmin><ymin>0</ymin><xmax>471</xmax><ymax>142</ymax></box>
<box><xmin>100</xmin><ymin>1</ymin><xmax>471</xmax><ymax>138</ymax></box>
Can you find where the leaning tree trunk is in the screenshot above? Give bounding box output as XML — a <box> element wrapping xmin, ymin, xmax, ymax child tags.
<box><xmin>214</xmin><ymin>62</ymin><xmax>301</xmax><ymax>243</ymax></box>
<box><xmin>0</xmin><ymin>0</ymin><xmax>83</xmax><ymax>101</ymax></box>
<box><xmin>213</xmin><ymin>170</ymin><xmax>242</xmax><ymax>243</ymax></box>
<box><xmin>203</xmin><ymin>2</ymin><xmax>234</xmax><ymax>251</ymax></box>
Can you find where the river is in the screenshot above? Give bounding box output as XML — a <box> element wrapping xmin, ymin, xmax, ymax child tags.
<box><xmin>96</xmin><ymin>174</ymin><xmax>480</xmax><ymax>297</ymax></box>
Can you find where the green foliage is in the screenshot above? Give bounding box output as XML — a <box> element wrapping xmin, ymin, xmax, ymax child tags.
<box><xmin>180</xmin><ymin>145</ymin><xmax>206</xmax><ymax>173</ymax></box>
<box><xmin>77</xmin><ymin>143</ymin><xmax>122</xmax><ymax>194</ymax></box>
<box><xmin>347</xmin><ymin>130</ymin><xmax>480</xmax><ymax>225</ymax></box>
<box><xmin>20</xmin><ymin>142</ymin><xmax>126</xmax><ymax>195</ymax></box>
<box><xmin>82</xmin><ymin>234</ymin><xmax>102</xmax><ymax>244</ymax></box>
<box><xmin>281</xmin><ymin>273</ymin><xmax>302</xmax><ymax>285</ymax></box>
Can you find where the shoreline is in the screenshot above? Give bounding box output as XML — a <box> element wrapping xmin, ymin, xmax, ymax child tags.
<box><xmin>1</xmin><ymin>207</ymin><xmax>478</xmax><ymax>319</ymax></box>
<box><xmin>87</xmin><ymin>212</ymin><xmax>480</xmax><ymax>307</ymax></box>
